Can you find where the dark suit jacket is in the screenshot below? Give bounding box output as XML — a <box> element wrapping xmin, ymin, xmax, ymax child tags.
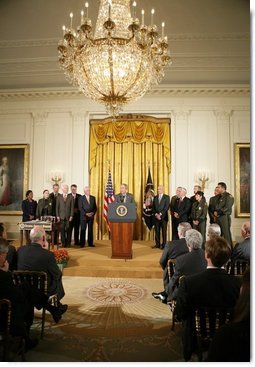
<box><xmin>56</xmin><ymin>194</ymin><xmax>74</xmax><ymax>220</ymax></box>
<box><xmin>231</xmin><ymin>237</ymin><xmax>250</xmax><ymax>262</ymax></box>
<box><xmin>176</xmin><ymin>268</ymin><xmax>240</xmax><ymax>320</ymax></box>
<box><xmin>78</xmin><ymin>195</ymin><xmax>97</xmax><ymax>220</ymax></box>
<box><xmin>49</xmin><ymin>192</ymin><xmax>61</xmax><ymax>217</ymax></box>
<box><xmin>17</xmin><ymin>243</ymin><xmax>64</xmax><ymax>299</ymax></box>
<box><xmin>173</xmin><ymin>196</ymin><xmax>191</xmax><ymax>223</ymax></box>
<box><xmin>160</xmin><ymin>238</ymin><xmax>188</xmax><ymax>287</ymax></box>
<box><xmin>115</xmin><ymin>193</ymin><xmax>135</xmax><ymax>203</ymax></box>
<box><xmin>22</xmin><ymin>199</ymin><xmax>37</xmax><ymax>222</ymax></box>
<box><xmin>68</xmin><ymin>193</ymin><xmax>81</xmax><ymax>219</ymax></box>
<box><xmin>167</xmin><ymin>248</ymin><xmax>207</xmax><ymax>299</ymax></box>
<box><xmin>153</xmin><ymin>194</ymin><xmax>170</xmax><ymax>222</ymax></box>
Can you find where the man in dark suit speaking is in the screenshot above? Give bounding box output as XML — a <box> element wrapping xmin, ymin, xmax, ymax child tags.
<box><xmin>78</xmin><ymin>186</ymin><xmax>97</xmax><ymax>248</ymax></box>
<box><xmin>115</xmin><ymin>183</ymin><xmax>135</xmax><ymax>204</ymax></box>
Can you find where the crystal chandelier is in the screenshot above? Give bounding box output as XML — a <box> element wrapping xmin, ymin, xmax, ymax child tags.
<box><xmin>58</xmin><ymin>0</ymin><xmax>171</xmax><ymax>116</ymax></box>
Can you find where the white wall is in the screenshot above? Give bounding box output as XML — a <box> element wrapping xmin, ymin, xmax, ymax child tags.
<box><xmin>0</xmin><ymin>87</ymin><xmax>250</xmax><ymax>240</ymax></box>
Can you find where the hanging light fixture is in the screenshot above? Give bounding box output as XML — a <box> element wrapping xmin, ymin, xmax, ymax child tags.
<box><xmin>58</xmin><ymin>0</ymin><xmax>171</xmax><ymax>117</ymax></box>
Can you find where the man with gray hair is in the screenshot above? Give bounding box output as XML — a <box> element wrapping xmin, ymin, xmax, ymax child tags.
<box><xmin>152</xmin><ymin>222</ymin><xmax>191</xmax><ymax>303</ymax></box>
<box><xmin>78</xmin><ymin>186</ymin><xmax>97</xmax><ymax>247</ymax></box>
<box><xmin>17</xmin><ymin>226</ymin><xmax>68</xmax><ymax>322</ymax></box>
<box><xmin>165</xmin><ymin>229</ymin><xmax>207</xmax><ymax>301</ymax></box>
<box><xmin>207</xmin><ymin>223</ymin><xmax>221</xmax><ymax>240</ymax></box>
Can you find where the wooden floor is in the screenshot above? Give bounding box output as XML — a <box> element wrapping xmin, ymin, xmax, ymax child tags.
<box><xmin>62</xmin><ymin>240</ymin><xmax>163</xmax><ymax>279</ymax></box>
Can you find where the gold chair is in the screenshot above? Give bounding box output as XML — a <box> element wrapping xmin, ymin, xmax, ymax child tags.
<box><xmin>226</xmin><ymin>259</ymin><xmax>249</xmax><ymax>276</ymax></box>
<box><xmin>168</xmin><ymin>274</ymin><xmax>184</xmax><ymax>331</ymax></box>
<box><xmin>167</xmin><ymin>258</ymin><xmax>176</xmax><ymax>281</ymax></box>
<box><xmin>194</xmin><ymin>307</ymin><xmax>233</xmax><ymax>361</ymax></box>
<box><xmin>12</xmin><ymin>270</ymin><xmax>57</xmax><ymax>339</ymax></box>
<box><xmin>0</xmin><ymin>298</ymin><xmax>26</xmax><ymax>361</ymax></box>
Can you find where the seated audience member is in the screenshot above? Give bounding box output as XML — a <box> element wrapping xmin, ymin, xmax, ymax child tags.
<box><xmin>207</xmin><ymin>223</ymin><xmax>221</xmax><ymax>240</ymax></box>
<box><xmin>231</xmin><ymin>221</ymin><xmax>250</xmax><ymax>263</ymax></box>
<box><xmin>0</xmin><ymin>222</ymin><xmax>17</xmax><ymax>271</ymax></box>
<box><xmin>176</xmin><ymin>236</ymin><xmax>240</xmax><ymax>361</ymax></box>
<box><xmin>0</xmin><ymin>239</ymin><xmax>64</xmax><ymax>349</ymax></box>
<box><xmin>166</xmin><ymin>229</ymin><xmax>207</xmax><ymax>301</ymax></box>
<box><xmin>17</xmin><ymin>226</ymin><xmax>68</xmax><ymax>321</ymax></box>
<box><xmin>207</xmin><ymin>267</ymin><xmax>250</xmax><ymax>362</ymax></box>
<box><xmin>36</xmin><ymin>189</ymin><xmax>53</xmax><ymax>219</ymax></box>
<box><xmin>190</xmin><ymin>191</ymin><xmax>207</xmax><ymax>246</ymax></box>
<box><xmin>152</xmin><ymin>222</ymin><xmax>191</xmax><ymax>303</ymax></box>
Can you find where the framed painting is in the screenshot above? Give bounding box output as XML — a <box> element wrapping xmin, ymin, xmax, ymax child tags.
<box><xmin>234</xmin><ymin>143</ymin><xmax>250</xmax><ymax>217</ymax></box>
<box><xmin>0</xmin><ymin>144</ymin><xmax>29</xmax><ymax>215</ymax></box>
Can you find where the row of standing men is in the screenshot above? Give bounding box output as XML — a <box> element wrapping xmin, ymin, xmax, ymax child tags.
<box><xmin>152</xmin><ymin>181</ymin><xmax>234</xmax><ymax>249</ymax></box>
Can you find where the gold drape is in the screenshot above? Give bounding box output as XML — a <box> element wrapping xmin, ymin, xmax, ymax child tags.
<box><xmin>89</xmin><ymin>115</ymin><xmax>171</xmax><ymax>240</ymax></box>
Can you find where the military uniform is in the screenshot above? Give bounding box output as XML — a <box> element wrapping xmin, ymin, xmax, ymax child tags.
<box><xmin>214</xmin><ymin>192</ymin><xmax>234</xmax><ymax>247</ymax></box>
<box><xmin>190</xmin><ymin>199</ymin><xmax>208</xmax><ymax>245</ymax></box>
<box><xmin>208</xmin><ymin>195</ymin><xmax>217</xmax><ymax>224</ymax></box>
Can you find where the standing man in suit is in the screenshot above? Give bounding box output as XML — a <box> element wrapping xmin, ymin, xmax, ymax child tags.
<box><xmin>152</xmin><ymin>185</ymin><xmax>170</xmax><ymax>249</ymax></box>
<box><xmin>172</xmin><ymin>188</ymin><xmax>191</xmax><ymax>238</ymax></box>
<box><xmin>56</xmin><ymin>184</ymin><xmax>74</xmax><ymax>248</ymax></box>
<box><xmin>78</xmin><ymin>186</ymin><xmax>97</xmax><ymax>248</ymax></box>
<box><xmin>49</xmin><ymin>183</ymin><xmax>61</xmax><ymax>246</ymax></box>
<box><xmin>115</xmin><ymin>183</ymin><xmax>135</xmax><ymax>203</ymax></box>
<box><xmin>67</xmin><ymin>184</ymin><xmax>81</xmax><ymax>247</ymax></box>
<box><xmin>176</xmin><ymin>236</ymin><xmax>240</xmax><ymax>361</ymax></box>
<box><xmin>170</xmin><ymin>186</ymin><xmax>182</xmax><ymax>240</ymax></box>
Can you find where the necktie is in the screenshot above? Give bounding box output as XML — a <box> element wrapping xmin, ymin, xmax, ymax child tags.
<box><xmin>86</xmin><ymin>195</ymin><xmax>90</xmax><ymax>204</ymax></box>
<box><xmin>159</xmin><ymin>194</ymin><xmax>162</xmax><ymax>203</ymax></box>
<box><xmin>178</xmin><ymin>199</ymin><xmax>182</xmax><ymax>208</ymax></box>
<box><xmin>64</xmin><ymin>194</ymin><xmax>67</xmax><ymax>202</ymax></box>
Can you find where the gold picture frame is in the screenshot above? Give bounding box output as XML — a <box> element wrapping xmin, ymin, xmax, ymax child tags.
<box><xmin>0</xmin><ymin>144</ymin><xmax>29</xmax><ymax>215</ymax></box>
<box><xmin>234</xmin><ymin>143</ymin><xmax>250</xmax><ymax>217</ymax></box>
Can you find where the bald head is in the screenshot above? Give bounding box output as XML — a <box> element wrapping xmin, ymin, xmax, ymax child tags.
<box><xmin>30</xmin><ymin>226</ymin><xmax>46</xmax><ymax>245</ymax></box>
<box><xmin>241</xmin><ymin>221</ymin><xmax>250</xmax><ymax>238</ymax></box>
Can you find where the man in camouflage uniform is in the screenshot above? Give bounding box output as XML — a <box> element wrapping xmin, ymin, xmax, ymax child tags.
<box><xmin>213</xmin><ymin>182</ymin><xmax>234</xmax><ymax>248</ymax></box>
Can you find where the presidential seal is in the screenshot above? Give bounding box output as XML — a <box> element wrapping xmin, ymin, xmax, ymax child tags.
<box><xmin>116</xmin><ymin>204</ymin><xmax>128</xmax><ymax>217</ymax></box>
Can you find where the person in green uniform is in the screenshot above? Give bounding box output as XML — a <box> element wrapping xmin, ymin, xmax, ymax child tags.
<box><xmin>190</xmin><ymin>191</ymin><xmax>207</xmax><ymax>246</ymax></box>
<box><xmin>36</xmin><ymin>189</ymin><xmax>53</xmax><ymax>219</ymax></box>
<box><xmin>208</xmin><ymin>185</ymin><xmax>220</xmax><ymax>224</ymax></box>
<box><xmin>213</xmin><ymin>182</ymin><xmax>234</xmax><ymax>248</ymax></box>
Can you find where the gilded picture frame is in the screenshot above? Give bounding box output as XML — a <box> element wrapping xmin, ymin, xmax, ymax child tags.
<box><xmin>0</xmin><ymin>144</ymin><xmax>29</xmax><ymax>215</ymax></box>
<box><xmin>234</xmin><ymin>143</ymin><xmax>250</xmax><ymax>217</ymax></box>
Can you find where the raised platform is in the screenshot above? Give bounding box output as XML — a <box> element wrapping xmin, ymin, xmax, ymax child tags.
<box><xmin>63</xmin><ymin>240</ymin><xmax>163</xmax><ymax>279</ymax></box>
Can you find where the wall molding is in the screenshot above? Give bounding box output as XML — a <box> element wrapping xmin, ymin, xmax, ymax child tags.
<box><xmin>0</xmin><ymin>85</ymin><xmax>250</xmax><ymax>102</ymax></box>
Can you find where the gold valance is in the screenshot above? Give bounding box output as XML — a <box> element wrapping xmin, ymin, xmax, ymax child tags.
<box><xmin>90</xmin><ymin>116</ymin><xmax>171</xmax><ymax>173</ymax></box>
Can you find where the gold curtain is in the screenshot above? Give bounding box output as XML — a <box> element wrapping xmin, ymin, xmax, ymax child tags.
<box><xmin>89</xmin><ymin>115</ymin><xmax>171</xmax><ymax>240</ymax></box>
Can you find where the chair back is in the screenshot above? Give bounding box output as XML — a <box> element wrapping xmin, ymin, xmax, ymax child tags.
<box><xmin>226</xmin><ymin>259</ymin><xmax>249</xmax><ymax>275</ymax></box>
<box><xmin>167</xmin><ymin>259</ymin><xmax>176</xmax><ymax>280</ymax></box>
<box><xmin>194</xmin><ymin>306</ymin><xmax>233</xmax><ymax>361</ymax></box>
<box><xmin>12</xmin><ymin>270</ymin><xmax>48</xmax><ymax>294</ymax></box>
<box><xmin>0</xmin><ymin>299</ymin><xmax>11</xmax><ymax>336</ymax></box>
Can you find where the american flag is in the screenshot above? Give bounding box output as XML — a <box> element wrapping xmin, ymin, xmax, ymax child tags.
<box><xmin>103</xmin><ymin>169</ymin><xmax>115</xmax><ymax>230</ymax></box>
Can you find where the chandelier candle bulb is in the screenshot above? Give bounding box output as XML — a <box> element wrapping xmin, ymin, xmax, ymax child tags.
<box><xmin>81</xmin><ymin>10</ymin><xmax>84</xmax><ymax>24</ymax></box>
<box><xmin>161</xmin><ymin>22</ymin><xmax>165</xmax><ymax>38</ymax></box>
<box><xmin>151</xmin><ymin>9</ymin><xmax>155</xmax><ymax>25</ymax></box>
<box><xmin>141</xmin><ymin>9</ymin><xmax>144</xmax><ymax>25</ymax></box>
<box><xmin>132</xmin><ymin>1</ymin><xmax>137</xmax><ymax>20</ymax></box>
<box><xmin>62</xmin><ymin>25</ymin><xmax>66</xmax><ymax>36</ymax></box>
<box><xmin>85</xmin><ymin>2</ymin><xmax>89</xmax><ymax>19</ymax></box>
<box><xmin>70</xmin><ymin>12</ymin><xmax>73</xmax><ymax>29</ymax></box>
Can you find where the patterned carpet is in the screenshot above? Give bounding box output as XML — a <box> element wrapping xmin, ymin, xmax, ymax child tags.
<box><xmin>25</xmin><ymin>276</ymin><xmax>184</xmax><ymax>362</ymax></box>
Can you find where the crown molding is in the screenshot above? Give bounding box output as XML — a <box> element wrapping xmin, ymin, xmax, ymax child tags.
<box><xmin>0</xmin><ymin>85</ymin><xmax>250</xmax><ymax>101</ymax></box>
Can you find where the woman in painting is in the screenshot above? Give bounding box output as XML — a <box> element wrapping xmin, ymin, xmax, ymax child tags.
<box><xmin>0</xmin><ymin>156</ymin><xmax>11</xmax><ymax>206</ymax></box>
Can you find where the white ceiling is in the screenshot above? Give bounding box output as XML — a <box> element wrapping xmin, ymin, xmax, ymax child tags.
<box><xmin>0</xmin><ymin>0</ymin><xmax>250</xmax><ymax>90</ymax></box>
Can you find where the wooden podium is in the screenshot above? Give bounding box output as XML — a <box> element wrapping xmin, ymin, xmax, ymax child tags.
<box><xmin>108</xmin><ymin>203</ymin><xmax>136</xmax><ymax>259</ymax></box>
